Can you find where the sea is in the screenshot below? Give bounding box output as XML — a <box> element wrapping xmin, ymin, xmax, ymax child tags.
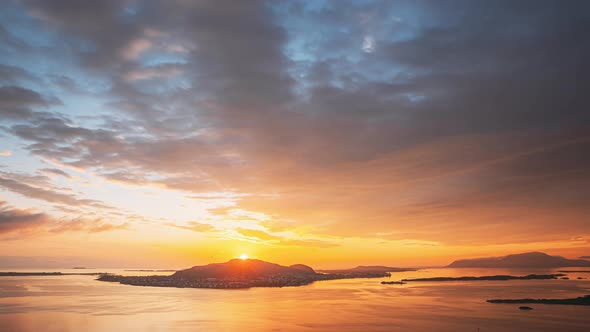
<box><xmin>1</xmin><ymin>267</ymin><xmax>589</xmax><ymax>331</ymax></box>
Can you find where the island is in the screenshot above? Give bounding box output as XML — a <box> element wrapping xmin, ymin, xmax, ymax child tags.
<box><xmin>401</xmin><ymin>274</ymin><xmax>565</xmax><ymax>282</ymax></box>
<box><xmin>381</xmin><ymin>281</ymin><xmax>406</xmax><ymax>285</ymax></box>
<box><xmin>487</xmin><ymin>295</ymin><xmax>590</xmax><ymax>306</ymax></box>
<box><xmin>447</xmin><ymin>252</ymin><xmax>590</xmax><ymax>268</ymax></box>
<box><xmin>97</xmin><ymin>258</ymin><xmax>393</xmax><ymax>289</ymax></box>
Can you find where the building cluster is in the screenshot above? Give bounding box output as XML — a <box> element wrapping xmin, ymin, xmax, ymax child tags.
<box><xmin>97</xmin><ymin>270</ymin><xmax>391</xmax><ymax>289</ymax></box>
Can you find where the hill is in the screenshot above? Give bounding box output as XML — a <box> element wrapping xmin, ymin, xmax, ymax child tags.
<box><xmin>172</xmin><ymin>259</ymin><xmax>316</xmax><ymax>280</ymax></box>
<box><xmin>448</xmin><ymin>252</ymin><xmax>590</xmax><ymax>268</ymax></box>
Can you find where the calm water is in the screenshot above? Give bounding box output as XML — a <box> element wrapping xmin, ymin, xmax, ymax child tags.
<box><xmin>1</xmin><ymin>267</ymin><xmax>589</xmax><ymax>331</ymax></box>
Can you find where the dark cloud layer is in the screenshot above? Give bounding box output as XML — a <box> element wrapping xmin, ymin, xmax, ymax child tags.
<box><xmin>0</xmin><ymin>86</ymin><xmax>59</xmax><ymax>119</ymax></box>
<box><xmin>1</xmin><ymin>0</ymin><xmax>589</xmax><ymax>245</ymax></box>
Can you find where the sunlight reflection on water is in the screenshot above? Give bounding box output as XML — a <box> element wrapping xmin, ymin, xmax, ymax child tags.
<box><xmin>1</xmin><ymin>268</ymin><xmax>589</xmax><ymax>331</ymax></box>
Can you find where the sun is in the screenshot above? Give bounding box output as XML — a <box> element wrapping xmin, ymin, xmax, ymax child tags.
<box><xmin>239</xmin><ymin>253</ymin><xmax>248</xmax><ymax>260</ymax></box>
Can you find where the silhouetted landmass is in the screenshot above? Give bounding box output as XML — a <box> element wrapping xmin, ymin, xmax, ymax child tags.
<box><xmin>580</xmin><ymin>256</ymin><xmax>590</xmax><ymax>259</ymax></box>
<box><xmin>402</xmin><ymin>274</ymin><xmax>564</xmax><ymax>282</ymax></box>
<box><xmin>98</xmin><ymin>259</ymin><xmax>392</xmax><ymax>289</ymax></box>
<box><xmin>448</xmin><ymin>252</ymin><xmax>590</xmax><ymax>268</ymax></box>
<box><xmin>381</xmin><ymin>281</ymin><xmax>406</xmax><ymax>285</ymax></box>
<box><xmin>319</xmin><ymin>266</ymin><xmax>416</xmax><ymax>274</ymax></box>
<box><xmin>172</xmin><ymin>259</ymin><xmax>317</xmax><ymax>280</ymax></box>
<box><xmin>0</xmin><ymin>272</ymin><xmax>104</xmax><ymax>276</ymax></box>
<box><xmin>558</xmin><ymin>270</ymin><xmax>590</xmax><ymax>273</ymax></box>
<box><xmin>519</xmin><ymin>306</ymin><xmax>533</xmax><ymax>310</ymax></box>
<box><xmin>487</xmin><ymin>295</ymin><xmax>590</xmax><ymax>306</ymax></box>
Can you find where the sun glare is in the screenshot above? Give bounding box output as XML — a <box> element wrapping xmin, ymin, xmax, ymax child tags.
<box><xmin>239</xmin><ymin>253</ymin><xmax>248</xmax><ymax>260</ymax></box>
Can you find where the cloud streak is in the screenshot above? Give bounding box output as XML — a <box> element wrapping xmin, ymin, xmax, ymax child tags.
<box><xmin>0</xmin><ymin>202</ymin><xmax>48</xmax><ymax>234</ymax></box>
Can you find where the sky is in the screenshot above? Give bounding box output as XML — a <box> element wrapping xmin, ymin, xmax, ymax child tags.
<box><xmin>0</xmin><ymin>0</ymin><xmax>589</xmax><ymax>269</ymax></box>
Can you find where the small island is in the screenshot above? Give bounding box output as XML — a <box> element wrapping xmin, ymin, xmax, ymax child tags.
<box><xmin>487</xmin><ymin>295</ymin><xmax>590</xmax><ymax>306</ymax></box>
<box><xmin>401</xmin><ymin>274</ymin><xmax>565</xmax><ymax>282</ymax></box>
<box><xmin>381</xmin><ymin>281</ymin><xmax>406</xmax><ymax>285</ymax></box>
<box><xmin>98</xmin><ymin>259</ymin><xmax>393</xmax><ymax>289</ymax></box>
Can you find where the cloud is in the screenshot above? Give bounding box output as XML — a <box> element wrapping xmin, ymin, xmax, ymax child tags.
<box><xmin>120</xmin><ymin>38</ymin><xmax>152</xmax><ymax>60</ymax></box>
<box><xmin>235</xmin><ymin>227</ymin><xmax>338</xmax><ymax>248</ymax></box>
<box><xmin>39</xmin><ymin>168</ymin><xmax>70</xmax><ymax>178</ymax></box>
<box><xmin>49</xmin><ymin>219</ymin><xmax>128</xmax><ymax>233</ymax></box>
<box><xmin>362</xmin><ymin>35</ymin><xmax>375</xmax><ymax>53</ymax></box>
<box><xmin>236</xmin><ymin>228</ymin><xmax>281</xmax><ymax>241</ymax></box>
<box><xmin>123</xmin><ymin>63</ymin><xmax>184</xmax><ymax>81</ymax></box>
<box><xmin>0</xmin><ymin>150</ymin><xmax>12</xmax><ymax>157</ymax></box>
<box><xmin>0</xmin><ymin>172</ymin><xmax>111</xmax><ymax>209</ymax></box>
<box><xmin>0</xmin><ymin>202</ymin><xmax>48</xmax><ymax>234</ymax></box>
<box><xmin>2</xmin><ymin>0</ymin><xmax>589</xmax><ymax>251</ymax></box>
<box><xmin>0</xmin><ymin>64</ymin><xmax>34</xmax><ymax>82</ymax></box>
<box><xmin>0</xmin><ymin>86</ymin><xmax>59</xmax><ymax>119</ymax></box>
<box><xmin>167</xmin><ymin>221</ymin><xmax>215</xmax><ymax>233</ymax></box>
<box><xmin>0</xmin><ymin>200</ymin><xmax>126</xmax><ymax>237</ymax></box>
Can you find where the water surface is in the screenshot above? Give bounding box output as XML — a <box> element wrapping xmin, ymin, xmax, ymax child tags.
<box><xmin>1</xmin><ymin>267</ymin><xmax>589</xmax><ymax>331</ymax></box>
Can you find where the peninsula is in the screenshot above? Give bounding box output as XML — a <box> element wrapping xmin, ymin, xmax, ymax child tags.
<box><xmin>0</xmin><ymin>272</ymin><xmax>104</xmax><ymax>276</ymax></box>
<box><xmin>98</xmin><ymin>258</ymin><xmax>392</xmax><ymax>289</ymax></box>
<box><xmin>487</xmin><ymin>295</ymin><xmax>590</xmax><ymax>306</ymax></box>
<box><xmin>402</xmin><ymin>274</ymin><xmax>564</xmax><ymax>282</ymax></box>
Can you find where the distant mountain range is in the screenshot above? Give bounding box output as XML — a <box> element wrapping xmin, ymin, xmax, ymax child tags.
<box><xmin>448</xmin><ymin>252</ymin><xmax>590</xmax><ymax>268</ymax></box>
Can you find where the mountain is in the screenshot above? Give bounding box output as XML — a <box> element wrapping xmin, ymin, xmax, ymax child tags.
<box><xmin>319</xmin><ymin>265</ymin><xmax>415</xmax><ymax>274</ymax></box>
<box><xmin>172</xmin><ymin>259</ymin><xmax>316</xmax><ymax>280</ymax></box>
<box><xmin>448</xmin><ymin>252</ymin><xmax>590</xmax><ymax>268</ymax></box>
